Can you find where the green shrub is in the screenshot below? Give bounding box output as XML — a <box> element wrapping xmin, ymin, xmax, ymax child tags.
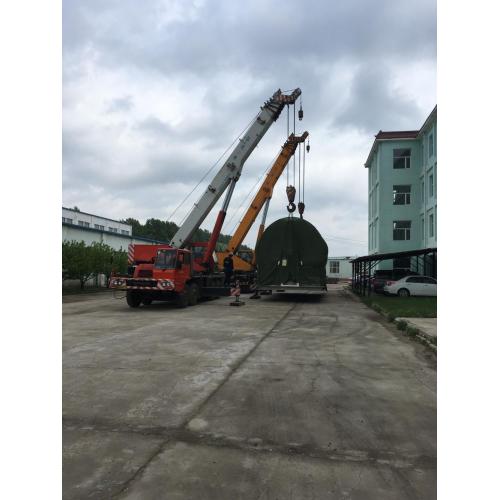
<box><xmin>396</xmin><ymin>320</ymin><xmax>408</xmax><ymax>331</ymax></box>
<box><xmin>386</xmin><ymin>313</ymin><xmax>395</xmax><ymax>322</ymax></box>
<box><xmin>406</xmin><ymin>326</ymin><xmax>419</xmax><ymax>337</ymax></box>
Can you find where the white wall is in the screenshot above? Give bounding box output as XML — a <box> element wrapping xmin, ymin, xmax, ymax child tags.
<box><xmin>62</xmin><ymin>224</ymin><xmax>164</xmax><ymax>251</ymax></box>
<box><xmin>326</xmin><ymin>257</ymin><xmax>353</xmax><ymax>280</ymax></box>
<box><xmin>62</xmin><ymin>207</ymin><xmax>132</xmax><ymax>235</ymax></box>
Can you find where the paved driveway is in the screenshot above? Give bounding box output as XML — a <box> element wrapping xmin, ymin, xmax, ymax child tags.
<box><xmin>63</xmin><ymin>286</ymin><xmax>436</xmax><ymax>499</ymax></box>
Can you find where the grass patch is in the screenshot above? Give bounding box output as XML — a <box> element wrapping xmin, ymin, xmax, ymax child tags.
<box><xmin>361</xmin><ymin>294</ymin><xmax>437</xmax><ymax>318</ymax></box>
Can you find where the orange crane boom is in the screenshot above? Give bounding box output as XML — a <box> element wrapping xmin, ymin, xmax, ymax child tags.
<box><xmin>216</xmin><ymin>132</ymin><xmax>309</xmax><ymax>272</ymax></box>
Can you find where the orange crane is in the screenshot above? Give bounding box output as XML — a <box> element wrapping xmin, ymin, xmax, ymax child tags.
<box><xmin>216</xmin><ymin>132</ymin><xmax>309</xmax><ymax>274</ymax></box>
<box><xmin>109</xmin><ymin>88</ymin><xmax>302</xmax><ymax>308</ymax></box>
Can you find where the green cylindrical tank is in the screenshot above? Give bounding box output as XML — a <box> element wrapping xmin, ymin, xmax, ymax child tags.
<box><xmin>255</xmin><ymin>217</ymin><xmax>328</xmax><ymax>289</ymax></box>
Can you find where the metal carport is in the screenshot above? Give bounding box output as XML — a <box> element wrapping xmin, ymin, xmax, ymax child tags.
<box><xmin>350</xmin><ymin>247</ymin><xmax>437</xmax><ymax>296</ymax></box>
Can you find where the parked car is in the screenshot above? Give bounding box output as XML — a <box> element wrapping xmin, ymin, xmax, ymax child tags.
<box><xmin>372</xmin><ymin>268</ymin><xmax>419</xmax><ymax>293</ymax></box>
<box><xmin>384</xmin><ymin>275</ymin><xmax>437</xmax><ymax>297</ymax></box>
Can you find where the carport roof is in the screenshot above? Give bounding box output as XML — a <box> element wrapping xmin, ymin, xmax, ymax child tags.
<box><xmin>350</xmin><ymin>247</ymin><xmax>437</xmax><ymax>263</ymax></box>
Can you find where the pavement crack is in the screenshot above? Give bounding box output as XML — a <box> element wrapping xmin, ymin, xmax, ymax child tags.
<box><xmin>63</xmin><ymin>417</ymin><xmax>436</xmax><ymax>473</ymax></box>
<box><xmin>180</xmin><ymin>302</ymin><xmax>298</xmax><ymax>428</ymax></box>
<box><xmin>111</xmin><ymin>440</ymin><xmax>169</xmax><ymax>499</ymax></box>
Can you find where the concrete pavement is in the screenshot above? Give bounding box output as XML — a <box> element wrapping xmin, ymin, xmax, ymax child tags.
<box><xmin>398</xmin><ymin>318</ymin><xmax>437</xmax><ymax>340</ymax></box>
<box><xmin>63</xmin><ymin>285</ymin><xmax>436</xmax><ymax>499</ymax></box>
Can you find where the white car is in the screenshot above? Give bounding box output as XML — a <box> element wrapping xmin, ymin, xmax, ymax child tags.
<box><xmin>383</xmin><ymin>275</ymin><xmax>437</xmax><ymax>297</ymax></box>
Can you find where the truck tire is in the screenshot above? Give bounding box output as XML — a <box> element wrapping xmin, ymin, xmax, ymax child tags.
<box><xmin>175</xmin><ymin>290</ymin><xmax>188</xmax><ymax>308</ymax></box>
<box><xmin>126</xmin><ymin>291</ymin><xmax>142</xmax><ymax>308</ymax></box>
<box><xmin>187</xmin><ymin>283</ymin><xmax>199</xmax><ymax>306</ymax></box>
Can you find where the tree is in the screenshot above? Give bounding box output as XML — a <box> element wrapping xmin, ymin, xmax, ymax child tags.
<box><xmin>111</xmin><ymin>249</ymin><xmax>128</xmax><ymax>276</ymax></box>
<box><xmin>89</xmin><ymin>242</ymin><xmax>114</xmax><ymax>284</ymax></box>
<box><xmin>121</xmin><ymin>216</ymin><xmax>251</xmax><ymax>249</ymax></box>
<box><xmin>62</xmin><ymin>240</ymin><xmax>95</xmax><ymax>289</ymax></box>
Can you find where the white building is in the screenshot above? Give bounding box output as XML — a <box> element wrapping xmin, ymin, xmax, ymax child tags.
<box><xmin>62</xmin><ymin>207</ymin><xmax>131</xmax><ymax>235</ymax></box>
<box><xmin>62</xmin><ymin>207</ymin><xmax>165</xmax><ymax>251</ymax></box>
<box><xmin>326</xmin><ymin>257</ymin><xmax>354</xmax><ymax>282</ymax></box>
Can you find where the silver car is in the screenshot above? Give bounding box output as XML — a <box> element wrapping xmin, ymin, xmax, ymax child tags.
<box><xmin>383</xmin><ymin>275</ymin><xmax>437</xmax><ymax>297</ymax></box>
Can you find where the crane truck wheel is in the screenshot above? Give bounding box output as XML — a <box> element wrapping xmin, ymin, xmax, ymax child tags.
<box><xmin>187</xmin><ymin>283</ymin><xmax>199</xmax><ymax>306</ymax></box>
<box><xmin>126</xmin><ymin>290</ymin><xmax>142</xmax><ymax>308</ymax></box>
<box><xmin>175</xmin><ymin>290</ymin><xmax>188</xmax><ymax>308</ymax></box>
<box><xmin>142</xmin><ymin>298</ymin><xmax>153</xmax><ymax>306</ymax></box>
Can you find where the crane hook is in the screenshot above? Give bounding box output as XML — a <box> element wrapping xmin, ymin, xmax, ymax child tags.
<box><xmin>298</xmin><ymin>103</ymin><xmax>303</xmax><ymax>121</ymax></box>
<box><xmin>306</xmin><ymin>139</ymin><xmax>310</xmax><ymax>153</ymax></box>
<box><xmin>298</xmin><ymin>201</ymin><xmax>305</xmax><ymax>218</ymax></box>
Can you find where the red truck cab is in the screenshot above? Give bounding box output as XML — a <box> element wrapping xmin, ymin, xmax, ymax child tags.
<box><xmin>109</xmin><ymin>241</ymin><xmax>224</xmax><ymax>308</ymax></box>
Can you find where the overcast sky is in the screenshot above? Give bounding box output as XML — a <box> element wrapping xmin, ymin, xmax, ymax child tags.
<box><xmin>62</xmin><ymin>0</ymin><xmax>436</xmax><ymax>256</ymax></box>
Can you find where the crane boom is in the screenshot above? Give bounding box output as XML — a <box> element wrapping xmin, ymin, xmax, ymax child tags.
<box><xmin>170</xmin><ymin>88</ymin><xmax>301</xmax><ymax>249</ymax></box>
<box><xmin>225</xmin><ymin>132</ymin><xmax>309</xmax><ymax>254</ymax></box>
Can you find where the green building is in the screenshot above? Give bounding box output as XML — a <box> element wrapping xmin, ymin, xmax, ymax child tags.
<box><xmin>364</xmin><ymin>106</ymin><xmax>437</xmax><ymax>270</ymax></box>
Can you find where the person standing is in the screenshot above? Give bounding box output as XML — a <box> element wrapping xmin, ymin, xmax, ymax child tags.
<box><xmin>223</xmin><ymin>253</ymin><xmax>234</xmax><ymax>286</ymax></box>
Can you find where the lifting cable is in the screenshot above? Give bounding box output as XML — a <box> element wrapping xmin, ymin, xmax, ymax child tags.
<box><xmin>167</xmin><ymin>113</ymin><xmax>260</xmax><ymax>225</ymax></box>
<box><xmin>302</xmin><ymin>137</ymin><xmax>306</xmax><ymax>204</ymax></box>
<box><xmin>297</xmin><ymin>142</ymin><xmax>301</xmax><ymax>204</ymax></box>
<box><xmin>286</xmin><ymin>105</ymin><xmax>290</xmax><ymax>186</ymax></box>
<box><xmin>293</xmin><ymin>102</ymin><xmax>296</xmax><ymax>187</ymax></box>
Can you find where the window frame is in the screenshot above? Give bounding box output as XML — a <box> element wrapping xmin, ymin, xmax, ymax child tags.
<box><xmin>429</xmin><ymin>174</ymin><xmax>434</xmax><ymax>197</ymax></box>
<box><xmin>429</xmin><ymin>213</ymin><xmax>434</xmax><ymax>238</ymax></box>
<box><xmin>393</xmin><ymin>148</ymin><xmax>411</xmax><ymax>169</ymax></box>
<box><xmin>393</xmin><ymin>185</ymin><xmax>411</xmax><ymax>205</ymax></box>
<box><xmin>329</xmin><ymin>261</ymin><xmax>340</xmax><ymax>274</ymax></box>
<box><xmin>393</xmin><ymin>220</ymin><xmax>411</xmax><ymax>241</ymax></box>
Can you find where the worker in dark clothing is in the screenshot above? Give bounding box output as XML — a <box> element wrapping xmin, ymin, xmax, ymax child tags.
<box><xmin>223</xmin><ymin>253</ymin><xmax>234</xmax><ymax>286</ymax></box>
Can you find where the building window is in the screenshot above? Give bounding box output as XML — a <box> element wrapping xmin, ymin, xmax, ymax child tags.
<box><xmin>121</xmin><ymin>230</ymin><xmax>129</xmax><ymax>235</ymax></box>
<box><xmin>109</xmin><ymin>227</ymin><xmax>118</xmax><ymax>233</ymax></box>
<box><xmin>393</xmin><ymin>148</ymin><xmax>411</xmax><ymax>169</ymax></box>
<box><xmin>421</xmin><ymin>217</ymin><xmax>425</xmax><ymax>240</ymax></box>
<box><xmin>78</xmin><ymin>220</ymin><xmax>90</xmax><ymax>227</ymax></box>
<box><xmin>429</xmin><ymin>174</ymin><xmax>434</xmax><ymax>197</ymax></box>
<box><xmin>393</xmin><ymin>220</ymin><xmax>411</xmax><ymax>241</ymax></box>
<box><xmin>329</xmin><ymin>261</ymin><xmax>340</xmax><ymax>274</ymax></box>
<box><xmin>393</xmin><ymin>185</ymin><xmax>411</xmax><ymax>205</ymax></box>
<box><xmin>62</xmin><ymin>217</ymin><xmax>73</xmax><ymax>224</ymax></box>
<box><xmin>429</xmin><ymin>133</ymin><xmax>434</xmax><ymax>158</ymax></box>
<box><xmin>94</xmin><ymin>224</ymin><xmax>104</xmax><ymax>230</ymax></box>
<box><xmin>429</xmin><ymin>213</ymin><xmax>434</xmax><ymax>238</ymax></box>
<box><xmin>421</xmin><ymin>181</ymin><xmax>425</xmax><ymax>203</ymax></box>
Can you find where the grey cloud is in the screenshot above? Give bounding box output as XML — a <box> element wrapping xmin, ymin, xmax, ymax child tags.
<box><xmin>331</xmin><ymin>63</ymin><xmax>422</xmax><ymax>133</ymax></box>
<box><xmin>106</xmin><ymin>95</ymin><xmax>134</xmax><ymax>113</ymax></box>
<box><xmin>134</xmin><ymin>116</ymin><xmax>175</xmax><ymax>137</ymax></box>
<box><xmin>63</xmin><ymin>0</ymin><xmax>435</xmax><ymax>254</ymax></box>
<box><xmin>64</xmin><ymin>0</ymin><xmax>435</xmax><ymax>81</ymax></box>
